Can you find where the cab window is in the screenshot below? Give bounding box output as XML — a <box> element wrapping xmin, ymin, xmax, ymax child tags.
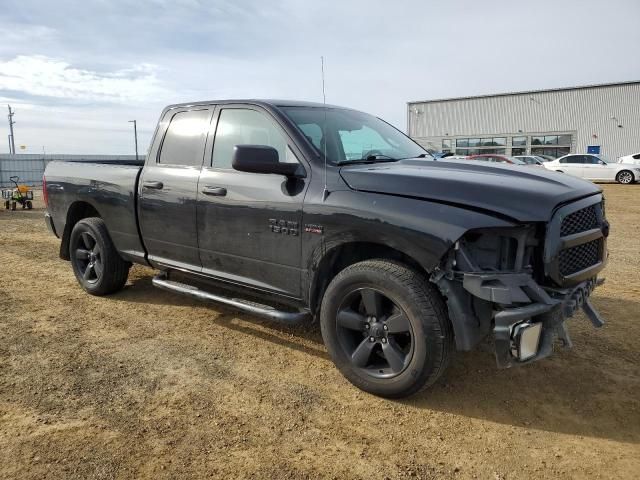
<box><xmin>212</xmin><ymin>109</ymin><xmax>298</xmax><ymax>169</ymax></box>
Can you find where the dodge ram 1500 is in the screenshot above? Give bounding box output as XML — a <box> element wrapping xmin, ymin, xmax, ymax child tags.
<box><xmin>43</xmin><ymin>100</ymin><xmax>609</xmax><ymax>397</ymax></box>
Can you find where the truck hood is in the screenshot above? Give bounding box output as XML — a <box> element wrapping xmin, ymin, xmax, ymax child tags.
<box><xmin>339</xmin><ymin>159</ymin><xmax>601</xmax><ymax>222</ymax></box>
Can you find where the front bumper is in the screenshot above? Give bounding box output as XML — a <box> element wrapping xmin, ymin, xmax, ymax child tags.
<box><xmin>463</xmin><ymin>272</ymin><xmax>604</xmax><ymax>368</ymax></box>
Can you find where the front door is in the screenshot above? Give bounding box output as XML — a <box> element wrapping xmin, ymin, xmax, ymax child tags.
<box><xmin>138</xmin><ymin>107</ymin><xmax>213</xmax><ymax>270</ymax></box>
<box><xmin>583</xmin><ymin>155</ymin><xmax>618</xmax><ymax>181</ymax></box>
<box><xmin>196</xmin><ymin>106</ymin><xmax>308</xmax><ymax>297</ymax></box>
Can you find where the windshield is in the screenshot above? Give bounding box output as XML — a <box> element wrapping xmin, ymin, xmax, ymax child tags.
<box><xmin>516</xmin><ymin>156</ymin><xmax>539</xmax><ymax>165</ymax></box>
<box><xmin>506</xmin><ymin>156</ymin><xmax>525</xmax><ymax>165</ymax></box>
<box><xmin>281</xmin><ymin>106</ymin><xmax>429</xmax><ymax>164</ymax></box>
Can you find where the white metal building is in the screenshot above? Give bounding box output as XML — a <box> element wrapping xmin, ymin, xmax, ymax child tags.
<box><xmin>407</xmin><ymin>81</ymin><xmax>640</xmax><ymax>160</ymax></box>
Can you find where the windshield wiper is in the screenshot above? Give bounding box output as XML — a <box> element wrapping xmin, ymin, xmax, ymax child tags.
<box><xmin>340</xmin><ymin>154</ymin><xmax>399</xmax><ymax>165</ymax></box>
<box><xmin>396</xmin><ymin>153</ymin><xmax>431</xmax><ymax>160</ymax></box>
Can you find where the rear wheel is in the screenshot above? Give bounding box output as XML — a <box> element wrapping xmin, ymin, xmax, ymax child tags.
<box><xmin>26</xmin><ymin>200</ymin><xmax>33</xmax><ymax>209</ymax></box>
<box><xmin>69</xmin><ymin>217</ymin><xmax>130</xmax><ymax>295</ymax></box>
<box><xmin>320</xmin><ymin>259</ymin><xmax>453</xmax><ymax>398</ymax></box>
<box><xmin>10</xmin><ymin>201</ymin><xmax>16</xmax><ymax>211</ymax></box>
<box><xmin>4</xmin><ymin>200</ymin><xmax>9</xmax><ymax>209</ymax></box>
<box><xmin>616</xmin><ymin>170</ymin><xmax>634</xmax><ymax>184</ymax></box>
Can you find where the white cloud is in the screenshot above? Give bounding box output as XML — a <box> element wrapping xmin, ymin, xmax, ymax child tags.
<box><xmin>0</xmin><ymin>55</ymin><xmax>170</xmax><ymax>104</ymax></box>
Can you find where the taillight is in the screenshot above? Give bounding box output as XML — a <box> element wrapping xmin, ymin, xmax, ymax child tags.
<box><xmin>42</xmin><ymin>174</ymin><xmax>48</xmax><ymax>207</ymax></box>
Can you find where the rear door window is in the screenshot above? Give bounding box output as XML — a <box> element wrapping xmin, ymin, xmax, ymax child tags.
<box><xmin>159</xmin><ymin>109</ymin><xmax>211</xmax><ymax>166</ymax></box>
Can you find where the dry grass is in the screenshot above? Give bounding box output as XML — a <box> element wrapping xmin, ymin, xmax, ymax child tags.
<box><xmin>0</xmin><ymin>185</ymin><xmax>638</xmax><ymax>479</ymax></box>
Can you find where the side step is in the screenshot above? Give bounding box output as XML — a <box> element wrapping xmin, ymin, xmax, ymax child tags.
<box><xmin>152</xmin><ymin>273</ymin><xmax>311</xmax><ymax>325</ymax></box>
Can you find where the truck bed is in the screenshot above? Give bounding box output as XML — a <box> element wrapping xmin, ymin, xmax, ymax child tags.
<box><xmin>44</xmin><ymin>161</ymin><xmax>146</xmax><ymax>263</ymax></box>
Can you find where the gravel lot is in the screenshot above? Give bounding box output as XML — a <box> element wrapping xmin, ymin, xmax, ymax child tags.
<box><xmin>1</xmin><ymin>185</ymin><xmax>638</xmax><ymax>479</ymax></box>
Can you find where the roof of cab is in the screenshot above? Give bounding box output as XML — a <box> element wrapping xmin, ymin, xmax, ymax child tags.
<box><xmin>163</xmin><ymin>99</ymin><xmax>350</xmax><ymax>110</ymax></box>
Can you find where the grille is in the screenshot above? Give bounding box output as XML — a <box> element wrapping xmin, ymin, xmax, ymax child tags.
<box><xmin>559</xmin><ymin>238</ymin><xmax>603</xmax><ymax>276</ymax></box>
<box><xmin>560</xmin><ymin>205</ymin><xmax>598</xmax><ymax>236</ymax></box>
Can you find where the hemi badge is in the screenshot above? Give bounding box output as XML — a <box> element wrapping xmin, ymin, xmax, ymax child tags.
<box><xmin>304</xmin><ymin>224</ymin><xmax>324</xmax><ymax>234</ymax></box>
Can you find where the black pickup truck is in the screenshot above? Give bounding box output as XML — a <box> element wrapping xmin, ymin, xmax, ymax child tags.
<box><xmin>43</xmin><ymin>100</ymin><xmax>609</xmax><ymax>397</ymax></box>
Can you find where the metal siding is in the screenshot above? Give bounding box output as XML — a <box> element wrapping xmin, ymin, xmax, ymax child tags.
<box><xmin>409</xmin><ymin>83</ymin><xmax>640</xmax><ymax>159</ymax></box>
<box><xmin>0</xmin><ymin>154</ymin><xmax>143</xmax><ymax>187</ymax></box>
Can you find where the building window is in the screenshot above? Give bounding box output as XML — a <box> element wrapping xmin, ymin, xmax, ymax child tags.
<box><xmin>558</xmin><ymin>134</ymin><xmax>572</xmax><ymax>146</ymax></box>
<box><xmin>531</xmin><ymin>147</ymin><xmax>570</xmax><ymax>158</ymax></box>
<box><xmin>529</xmin><ymin>133</ymin><xmax>571</xmax><ymax>158</ymax></box>
<box><xmin>449</xmin><ymin>133</ymin><xmax>571</xmax><ymax>158</ymax></box>
<box><xmin>454</xmin><ymin>137</ymin><xmax>509</xmax><ymax>155</ymax></box>
<box><xmin>442</xmin><ymin>139</ymin><xmax>452</xmax><ymax>152</ymax></box>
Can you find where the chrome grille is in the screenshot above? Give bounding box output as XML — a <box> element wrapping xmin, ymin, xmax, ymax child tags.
<box><xmin>561</xmin><ymin>205</ymin><xmax>598</xmax><ymax>236</ymax></box>
<box><xmin>559</xmin><ymin>238</ymin><xmax>603</xmax><ymax>276</ymax></box>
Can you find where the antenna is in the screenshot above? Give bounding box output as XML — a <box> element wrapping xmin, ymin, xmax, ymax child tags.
<box><xmin>321</xmin><ymin>56</ymin><xmax>329</xmax><ymax>201</ymax></box>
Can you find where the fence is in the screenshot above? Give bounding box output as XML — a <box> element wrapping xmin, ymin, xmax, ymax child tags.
<box><xmin>0</xmin><ymin>154</ymin><xmax>143</xmax><ymax>187</ymax></box>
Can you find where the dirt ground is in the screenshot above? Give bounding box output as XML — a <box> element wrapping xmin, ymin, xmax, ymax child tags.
<box><xmin>0</xmin><ymin>185</ymin><xmax>638</xmax><ymax>480</ymax></box>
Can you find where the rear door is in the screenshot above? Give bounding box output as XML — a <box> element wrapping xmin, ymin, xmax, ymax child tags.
<box><xmin>138</xmin><ymin>107</ymin><xmax>213</xmax><ymax>270</ymax></box>
<box><xmin>196</xmin><ymin>105</ymin><xmax>309</xmax><ymax>297</ymax></box>
<box><xmin>558</xmin><ymin>155</ymin><xmax>585</xmax><ymax>177</ymax></box>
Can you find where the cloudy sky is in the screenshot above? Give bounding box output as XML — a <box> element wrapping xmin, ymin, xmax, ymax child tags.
<box><xmin>1</xmin><ymin>0</ymin><xmax>639</xmax><ymax>155</ymax></box>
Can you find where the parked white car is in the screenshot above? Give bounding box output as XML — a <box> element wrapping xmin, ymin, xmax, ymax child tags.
<box><xmin>544</xmin><ymin>153</ymin><xmax>640</xmax><ymax>184</ymax></box>
<box><xmin>618</xmin><ymin>152</ymin><xmax>640</xmax><ymax>165</ymax></box>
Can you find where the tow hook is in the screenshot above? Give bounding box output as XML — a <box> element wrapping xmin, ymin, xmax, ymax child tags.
<box><xmin>561</xmin><ymin>278</ymin><xmax>605</xmax><ymax>328</ymax></box>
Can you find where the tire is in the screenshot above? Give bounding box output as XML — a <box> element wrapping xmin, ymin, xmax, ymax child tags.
<box><xmin>320</xmin><ymin>259</ymin><xmax>453</xmax><ymax>398</ymax></box>
<box><xmin>4</xmin><ymin>200</ymin><xmax>9</xmax><ymax>209</ymax></box>
<box><xmin>69</xmin><ymin>217</ymin><xmax>130</xmax><ymax>295</ymax></box>
<box><xmin>11</xmin><ymin>201</ymin><xmax>16</xmax><ymax>211</ymax></box>
<box><xmin>616</xmin><ymin>170</ymin><xmax>634</xmax><ymax>184</ymax></box>
<box><xmin>26</xmin><ymin>200</ymin><xmax>33</xmax><ymax>209</ymax></box>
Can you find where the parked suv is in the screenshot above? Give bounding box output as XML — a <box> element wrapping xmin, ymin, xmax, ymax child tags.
<box><xmin>545</xmin><ymin>153</ymin><xmax>640</xmax><ymax>184</ymax></box>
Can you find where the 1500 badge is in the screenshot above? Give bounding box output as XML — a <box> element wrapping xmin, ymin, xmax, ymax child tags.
<box><xmin>269</xmin><ymin>219</ymin><xmax>299</xmax><ymax>236</ymax></box>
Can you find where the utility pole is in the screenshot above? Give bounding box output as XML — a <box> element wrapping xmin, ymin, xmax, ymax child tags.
<box><xmin>128</xmin><ymin>120</ymin><xmax>139</xmax><ymax>161</ymax></box>
<box><xmin>7</xmin><ymin>105</ymin><xmax>16</xmax><ymax>154</ymax></box>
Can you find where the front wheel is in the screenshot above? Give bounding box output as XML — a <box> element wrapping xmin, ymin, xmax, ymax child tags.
<box><xmin>26</xmin><ymin>200</ymin><xmax>33</xmax><ymax>209</ymax></box>
<box><xmin>320</xmin><ymin>259</ymin><xmax>453</xmax><ymax>398</ymax></box>
<box><xmin>616</xmin><ymin>170</ymin><xmax>634</xmax><ymax>184</ymax></box>
<box><xmin>69</xmin><ymin>217</ymin><xmax>130</xmax><ymax>295</ymax></box>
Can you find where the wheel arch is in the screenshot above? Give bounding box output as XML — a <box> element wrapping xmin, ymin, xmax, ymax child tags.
<box><xmin>59</xmin><ymin>201</ymin><xmax>102</xmax><ymax>260</ymax></box>
<box><xmin>308</xmin><ymin>241</ymin><xmax>430</xmax><ymax>315</ymax></box>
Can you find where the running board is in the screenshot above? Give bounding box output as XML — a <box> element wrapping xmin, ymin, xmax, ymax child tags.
<box><xmin>152</xmin><ymin>273</ymin><xmax>311</xmax><ymax>325</ymax></box>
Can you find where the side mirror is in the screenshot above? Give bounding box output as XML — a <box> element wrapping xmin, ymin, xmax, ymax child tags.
<box><xmin>232</xmin><ymin>145</ymin><xmax>302</xmax><ymax>177</ymax></box>
<box><xmin>600</xmin><ymin>160</ymin><xmax>606</xmax><ymax>165</ymax></box>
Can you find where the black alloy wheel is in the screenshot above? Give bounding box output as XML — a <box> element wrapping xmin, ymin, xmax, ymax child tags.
<box><xmin>320</xmin><ymin>259</ymin><xmax>453</xmax><ymax>398</ymax></box>
<box><xmin>69</xmin><ymin>217</ymin><xmax>130</xmax><ymax>295</ymax></box>
<box><xmin>336</xmin><ymin>287</ymin><xmax>414</xmax><ymax>378</ymax></box>
<box><xmin>73</xmin><ymin>231</ymin><xmax>103</xmax><ymax>285</ymax></box>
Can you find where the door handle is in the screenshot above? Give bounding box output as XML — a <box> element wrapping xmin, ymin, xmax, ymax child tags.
<box><xmin>143</xmin><ymin>181</ymin><xmax>164</xmax><ymax>189</ymax></box>
<box><xmin>202</xmin><ymin>186</ymin><xmax>227</xmax><ymax>196</ymax></box>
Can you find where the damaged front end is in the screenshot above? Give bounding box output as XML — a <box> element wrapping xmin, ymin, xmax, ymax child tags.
<box><xmin>432</xmin><ymin>194</ymin><xmax>609</xmax><ymax>368</ymax></box>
